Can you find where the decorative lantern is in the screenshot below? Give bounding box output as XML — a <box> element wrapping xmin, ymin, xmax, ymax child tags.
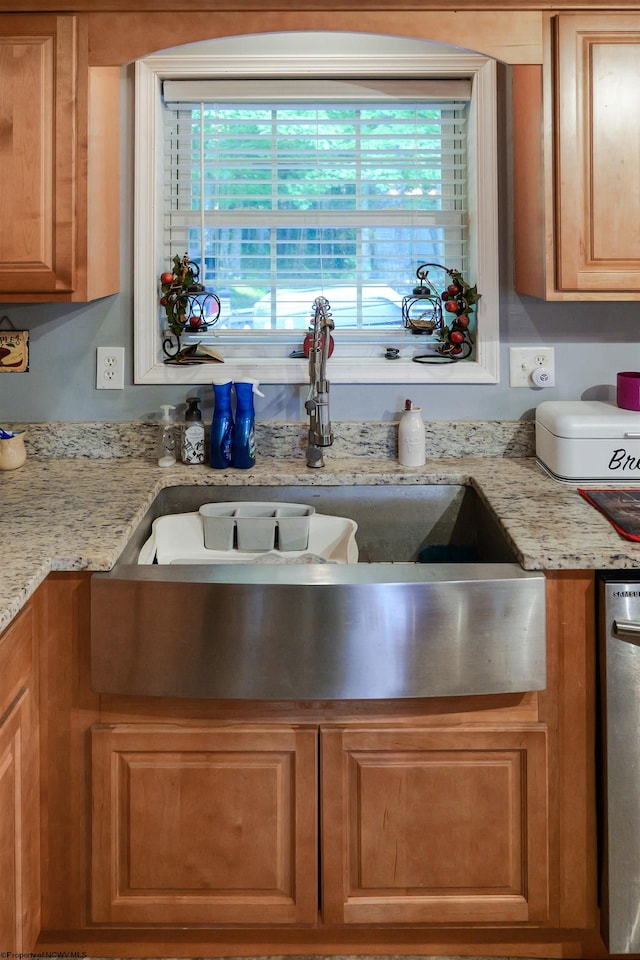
<box><xmin>160</xmin><ymin>253</ymin><xmax>221</xmax><ymax>359</ymax></box>
<box><xmin>401</xmin><ymin>264</ymin><xmax>443</xmax><ymax>335</ymax></box>
<box><xmin>402</xmin><ymin>262</ymin><xmax>479</xmax><ymax>363</ymax></box>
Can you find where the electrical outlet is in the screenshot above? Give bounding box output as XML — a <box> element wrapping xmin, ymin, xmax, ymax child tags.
<box><xmin>96</xmin><ymin>347</ymin><xmax>125</xmax><ymax>390</ymax></box>
<box><xmin>509</xmin><ymin>347</ymin><xmax>555</xmax><ymax>388</ymax></box>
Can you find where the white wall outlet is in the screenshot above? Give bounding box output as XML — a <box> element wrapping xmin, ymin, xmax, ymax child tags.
<box><xmin>509</xmin><ymin>346</ymin><xmax>555</xmax><ymax>388</ymax></box>
<box><xmin>96</xmin><ymin>347</ymin><xmax>125</xmax><ymax>390</ymax></box>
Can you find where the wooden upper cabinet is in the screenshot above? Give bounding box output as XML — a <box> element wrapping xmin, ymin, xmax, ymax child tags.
<box><xmin>514</xmin><ymin>14</ymin><xmax>640</xmax><ymax>300</ymax></box>
<box><xmin>0</xmin><ymin>15</ymin><xmax>119</xmax><ymax>301</ymax></box>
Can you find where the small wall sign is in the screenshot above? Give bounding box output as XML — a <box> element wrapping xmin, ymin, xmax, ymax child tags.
<box><xmin>0</xmin><ymin>317</ymin><xmax>29</xmax><ymax>373</ymax></box>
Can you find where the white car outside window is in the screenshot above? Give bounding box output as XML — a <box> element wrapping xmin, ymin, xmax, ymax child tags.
<box><xmin>249</xmin><ymin>285</ymin><xmax>404</xmax><ymax>331</ymax></box>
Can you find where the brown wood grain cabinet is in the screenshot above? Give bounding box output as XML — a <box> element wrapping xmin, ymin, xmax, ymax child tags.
<box><xmin>321</xmin><ymin>724</ymin><xmax>549</xmax><ymax>925</ymax></box>
<box><xmin>0</xmin><ymin>602</ymin><xmax>40</xmax><ymax>952</ymax></box>
<box><xmin>30</xmin><ymin>568</ymin><xmax>603</xmax><ymax>956</ymax></box>
<box><xmin>514</xmin><ymin>13</ymin><xmax>640</xmax><ymax>299</ymax></box>
<box><xmin>90</xmin><ymin>722</ymin><xmax>319</xmax><ymax>925</ymax></box>
<box><xmin>0</xmin><ymin>15</ymin><xmax>120</xmax><ymax>301</ymax></box>
<box><xmin>88</xmin><ymin>718</ymin><xmax>549</xmax><ymax>929</ymax></box>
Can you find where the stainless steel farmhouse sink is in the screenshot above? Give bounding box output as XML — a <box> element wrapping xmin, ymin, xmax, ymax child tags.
<box><xmin>91</xmin><ymin>484</ymin><xmax>546</xmax><ymax>700</ymax></box>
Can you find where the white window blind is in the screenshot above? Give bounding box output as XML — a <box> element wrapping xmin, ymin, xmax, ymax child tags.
<box><xmin>161</xmin><ymin>79</ymin><xmax>471</xmax><ymax>334</ymax></box>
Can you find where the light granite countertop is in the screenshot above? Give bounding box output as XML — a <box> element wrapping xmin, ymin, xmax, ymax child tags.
<box><xmin>1</xmin><ymin>453</ymin><xmax>640</xmax><ymax>634</ymax></box>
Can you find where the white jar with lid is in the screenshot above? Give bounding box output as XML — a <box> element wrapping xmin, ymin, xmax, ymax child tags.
<box><xmin>398</xmin><ymin>400</ymin><xmax>425</xmax><ymax>467</ymax></box>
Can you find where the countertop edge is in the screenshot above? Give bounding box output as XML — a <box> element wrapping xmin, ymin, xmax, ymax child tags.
<box><xmin>0</xmin><ymin>454</ymin><xmax>633</xmax><ymax>635</ymax></box>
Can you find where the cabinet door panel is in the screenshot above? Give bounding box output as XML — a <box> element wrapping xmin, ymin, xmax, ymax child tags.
<box><xmin>91</xmin><ymin>723</ymin><xmax>318</xmax><ymax>925</ymax></box>
<box><xmin>557</xmin><ymin>15</ymin><xmax>640</xmax><ymax>291</ymax></box>
<box><xmin>0</xmin><ymin>17</ymin><xmax>74</xmax><ymax>294</ymax></box>
<box><xmin>0</xmin><ymin>688</ymin><xmax>39</xmax><ymax>951</ymax></box>
<box><xmin>0</xmin><ymin>700</ymin><xmax>20</xmax><ymax>948</ymax></box>
<box><xmin>0</xmin><ymin>603</ymin><xmax>39</xmax><ymax>953</ymax></box>
<box><xmin>321</xmin><ymin>725</ymin><xmax>549</xmax><ymax>925</ymax></box>
<box><xmin>0</xmin><ymin>37</ymin><xmax>54</xmax><ymax>270</ymax></box>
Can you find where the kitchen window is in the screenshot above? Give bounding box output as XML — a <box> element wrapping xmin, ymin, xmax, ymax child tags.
<box><xmin>134</xmin><ymin>37</ymin><xmax>498</xmax><ymax>385</ymax></box>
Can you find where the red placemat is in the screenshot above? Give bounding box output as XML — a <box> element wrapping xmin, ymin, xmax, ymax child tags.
<box><xmin>578</xmin><ymin>488</ymin><xmax>640</xmax><ymax>541</ymax></box>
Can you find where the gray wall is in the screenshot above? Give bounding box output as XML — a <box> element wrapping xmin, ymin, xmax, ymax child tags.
<box><xmin>0</xmin><ymin>32</ymin><xmax>637</xmax><ymax>425</ymax></box>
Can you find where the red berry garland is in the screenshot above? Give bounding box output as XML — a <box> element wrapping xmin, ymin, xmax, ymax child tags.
<box><xmin>403</xmin><ymin>264</ymin><xmax>480</xmax><ymax>361</ymax></box>
<box><xmin>437</xmin><ymin>268</ymin><xmax>480</xmax><ymax>359</ymax></box>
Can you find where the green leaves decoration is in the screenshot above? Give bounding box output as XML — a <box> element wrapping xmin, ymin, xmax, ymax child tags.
<box><xmin>159</xmin><ymin>253</ymin><xmax>201</xmax><ymax>338</ymax></box>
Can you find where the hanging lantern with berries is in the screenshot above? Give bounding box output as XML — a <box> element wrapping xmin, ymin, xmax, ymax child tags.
<box><xmin>402</xmin><ymin>263</ymin><xmax>479</xmax><ymax>363</ymax></box>
<box><xmin>159</xmin><ymin>252</ymin><xmax>221</xmax><ymax>359</ymax></box>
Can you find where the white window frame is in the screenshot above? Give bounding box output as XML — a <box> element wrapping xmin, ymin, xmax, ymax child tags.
<box><xmin>134</xmin><ymin>44</ymin><xmax>499</xmax><ymax>386</ymax></box>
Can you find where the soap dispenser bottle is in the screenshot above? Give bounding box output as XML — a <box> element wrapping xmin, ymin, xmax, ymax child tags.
<box><xmin>157</xmin><ymin>404</ymin><xmax>177</xmax><ymax>467</ymax></box>
<box><xmin>209</xmin><ymin>379</ymin><xmax>234</xmax><ymax>469</ymax></box>
<box><xmin>398</xmin><ymin>398</ymin><xmax>425</xmax><ymax>467</ymax></box>
<box><xmin>181</xmin><ymin>396</ymin><xmax>205</xmax><ymax>464</ymax></box>
<box><xmin>233</xmin><ymin>378</ymin><xmax>265</xmax><ymax>469</ymax></box>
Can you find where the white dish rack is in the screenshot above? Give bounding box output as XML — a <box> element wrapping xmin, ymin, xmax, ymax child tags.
<box><xmin>139</xmin><ymin>511</ymin><xmax>359</xmax><ymax>565</ymax></box>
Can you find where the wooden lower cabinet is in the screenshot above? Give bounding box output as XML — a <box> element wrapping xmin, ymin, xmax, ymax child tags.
<box><xmin>321</xmin><ymin>724</ymin><xmax>549</xmax><ymax>925</ymax></box>
<box><xmin>89</xmin><ymin>716</ymin><xmax>549</xmax><ymax>929</ymax></box>
<box><xmin>0</xmin><ymin>604</ymin><xmax>40</xmax><ymax>952</ymax></box>
<box><xmin>37</xmin><ymin>569</ymin><xmax>601</xmax><ymax>954</ymax></box>
<box><xmin>90</xmin><ymin>722</ymin><xmax>318</xmax><ymax>925</ymax></box>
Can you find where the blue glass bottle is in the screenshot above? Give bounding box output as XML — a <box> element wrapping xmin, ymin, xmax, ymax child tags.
<box><xmin>209</xmin><ymin>379</ymin><xmax>234</xmax><ymax>469</ymax></box>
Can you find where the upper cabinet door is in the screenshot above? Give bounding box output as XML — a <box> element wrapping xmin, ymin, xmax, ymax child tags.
<box><xmin>513</xmin><ymin>14</ymin><xmax>640</xmax><ymax>300</ymax></box>
<box><xmin>0</xmin><ymin>15</ymin><xmax>119</xmax><ymax>302</ymax></box>
<box><xmin>556</xmin><ymin>14</ymin><xmax>640</xmax><ymax>293</ymax></box>
<box><xmin>0</xmin><ymin>17</ymin><xmax>75</xmax><ymax>296</ymax></box>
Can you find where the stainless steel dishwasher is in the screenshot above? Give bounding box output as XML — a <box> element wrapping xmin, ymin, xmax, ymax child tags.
<box><xmin>599</xmin><ymin>575</ymin><xmax>640</xmax><ymax>954</ymax></box>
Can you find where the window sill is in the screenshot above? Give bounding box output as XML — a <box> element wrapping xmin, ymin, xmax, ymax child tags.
<box><xmin>135</xmin><ymin>352</ymin><xmax>498</xmax><ymax>385</ymax></box>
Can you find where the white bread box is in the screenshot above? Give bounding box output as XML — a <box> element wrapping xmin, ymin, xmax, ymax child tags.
<box><xmin>536</xmin><ymin>400</ymin><xmax>640</xmax><ymax>481</ymax></box>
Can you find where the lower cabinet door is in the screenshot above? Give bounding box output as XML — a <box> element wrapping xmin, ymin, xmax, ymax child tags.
<box><xmin>0</xmin><ymin>602</ymin><xmax>39</xmax><ymax>953</ymax></box>
<box><xmin>0</xmin><ymin>688</ymin><xmax>40</xmax><ymax>951</ymax></box>
<box><xmin>320</xmin><ymin>724</ymin><xmax>549</xmax><ymax>925</ymax></box>
<box><xmin>91</xmin><ymin>723</ymin><xmax>318</xmax><ymax>925</ymax></box>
